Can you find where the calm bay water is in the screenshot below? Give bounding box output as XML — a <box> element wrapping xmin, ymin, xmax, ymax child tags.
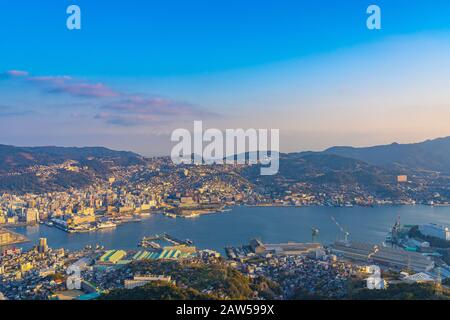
<box><xmin>9</xmin><ymin>206</ymin><xmax>450</xmax><ymax>253</ymax></box>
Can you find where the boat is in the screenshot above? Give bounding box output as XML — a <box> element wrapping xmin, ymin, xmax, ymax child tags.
<box><xmin>184</xmin><ymin>213</ymin><xmax>200</xmax><ymax>219</ymax></box>
<box><xmin>139</xmin><ymin>212</ymin><xmax>151</xmax><ymax>217</ymax></box>
<box><xmin>97</xmin><ymin>221</ymin><xmax>117</xmax><ymax>229</ymax></box>
<box><xmin>68</xmin><ymin>225</ymin><xmax>96</xmax><ymax>233</ymax></box>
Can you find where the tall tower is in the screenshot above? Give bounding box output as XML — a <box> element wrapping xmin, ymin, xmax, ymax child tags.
<box><xmin>38</xmin><ymin>238</ymin><xmax>48</xmax><ymax>253</ymax></box>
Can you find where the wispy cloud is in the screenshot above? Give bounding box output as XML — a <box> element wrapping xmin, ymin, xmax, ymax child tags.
<box><xmin>96</xmin><ymin>96</ymin><xmax>216</xmax><ymax>126</ymax></box>
<box><xmin>1</xmin><ymin>70</ymin><xmax>119</xmax><ymax>98</ymax></box>
<box><xmin>2</xmin><ymin>70</ymin><xmax>29</xmax><ymax>78</ymax></box>
<box><xmin>27</xmin><ymin>75</ymin><xmax>120</xmax><ymax>98</ymax></box>
<box><xmin>2</xmin><ymin>69</ymin><xmax>217</xmax><ymax>127</ymax></box>
<box><xmin>0</xmin><ymin>105</ymin><xmax>35</xmax><ymax>117</ymax></box>
<box><xmin>101</xmin><ymin>96</ymin><xmax>213</xmax><ymax>116</ymax></box>
<box><xmin>94</xmin><ymin>112</ymin><xmax>161</xmax><ymax>126</ymax></box>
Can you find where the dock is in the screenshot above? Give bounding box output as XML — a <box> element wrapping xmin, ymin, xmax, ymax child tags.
<box><xmin>139</xmin><ymin>233</ymin><xmax>193</xmax><ymax>247</ymax></box>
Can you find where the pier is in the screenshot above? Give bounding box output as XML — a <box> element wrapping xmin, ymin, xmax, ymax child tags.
<box><xmin>139</xmin><ymin>233</ymin><xmax>193</xmax><ymax>248</ymax></box>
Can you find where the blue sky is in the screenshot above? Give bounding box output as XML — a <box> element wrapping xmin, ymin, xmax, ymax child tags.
<box><xmin>1</xmin><ymin>1</ymin><xmax>450</xmax><ymax>155</ymax></box>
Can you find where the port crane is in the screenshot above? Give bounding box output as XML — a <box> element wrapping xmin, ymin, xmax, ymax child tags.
<box><xmin>368</xmin><ymin>245</ymin><xmax>379</xmax><ymax>262</ymax></box>
<box><xmin>311</xmin><ymin>228</ymin><xmax>319</xmax><ymax>242</ymax></box>
<box><xmin>331</xmin><ymin>216</ymin><xmax>350</xmax><ymax>242</ymax></box>
<box><xmin>391</xmin><ymin>215</ymin><xmax>401</xmax><ymax>244</ymax></box>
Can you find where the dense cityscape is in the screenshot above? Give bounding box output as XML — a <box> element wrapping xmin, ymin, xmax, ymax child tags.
<box><xmin>0</xmin><ymin>142</ymin><xmax>450</xmax><ymax>301</ymax></box>
<box><xmin>1</xmin><ymin>144</ymin><xmax>449</xmax><ymax>235</ymax></box>
<box><xmin>1</xmin><ymin>224</ymin><xmax>449</xmax><ymax>300</ymax></box>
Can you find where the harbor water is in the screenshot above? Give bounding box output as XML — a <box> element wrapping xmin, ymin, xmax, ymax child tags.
<box><xmin>7</xmin><ymin>205</ymin><xmax>450</xmax><ymax>253</ymax></box>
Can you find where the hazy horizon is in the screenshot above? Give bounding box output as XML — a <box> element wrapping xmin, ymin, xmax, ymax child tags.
<box><xmin>2</xmin><ymin>134</ymin><xmax>449</xmax><ymax>158</ymax></box>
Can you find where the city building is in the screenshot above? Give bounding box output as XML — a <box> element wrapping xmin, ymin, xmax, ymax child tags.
<box><xmin>124</xmin><ymin>275</ymin><xmax>174</xmax><ymax>289</ymax></box>
<box><xmin>38</xmin><ymin>238</ymin><xmax>48</xmax><ymax>253</ymax></box>
<box><xmin>365</xmin><ymin>265</ymin><xmax>387</xmax><ymax>290</ymax></box>
<box><xmin>69</xmin><ymin>214</ymin><xmax>95</xmax><ymax>226</ymax></box>
<box><xmin>26</xmin><ymin>208</ymin><xmax>39</xmax><ymax>224</ymax></box>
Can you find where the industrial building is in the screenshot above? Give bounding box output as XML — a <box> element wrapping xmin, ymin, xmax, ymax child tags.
<box><xmin>419</xmin><ymin>223</ymin><xmax>450</xmax><ymax>241</ymax></box>
<box><xmin>132</xmin><ymin>245</ymin><xmax>196</xmax><ymax>261</ymax></box>
<box><xmin>98</xmin><ymin>250</ymin><xmax>127</xmax><ymax>265</ymax></box>
<box><xmin>97</xmin><ymin>245</ymin><xmax>196</xmax><ymax>266</ymax></box>
<box><xmin>69</xmin><ymin>257</ymin><xmax>93</xmax><ymax>271</ymax></box>
<box><xmin>250</xmin><ymin>239</ymin><xmax>322</xmax><ymax>256</ymax></box>
<box><xmin>331</xmin><ymin>241</ymin><xmax>434</xmax><ymax>272</ymax></box>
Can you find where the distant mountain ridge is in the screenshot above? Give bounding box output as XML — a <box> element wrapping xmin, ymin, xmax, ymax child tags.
<box><xmin>0</xmin><ymin>144</ymin><xmax>144</xmax><ymax>173</ymax></box>
<box><xmin>324</xmin><ymin>136</ymin><xmax>450</xmax><ymax>173</ymax></box>
<box><xmin>0</xmin><ymin>136</ymin><xmax>449</xmax><ymax>195</ymax></box>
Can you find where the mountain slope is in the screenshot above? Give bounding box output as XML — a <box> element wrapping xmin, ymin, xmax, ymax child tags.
<box><xmin>0</xmin><ymin>145</ymin><xmax>144</xmax><ymax>173</ymax></box>
<box><xmin>0</xmin><ymin>145</ymin><xmax>145</xmax><ymax>193</ymax></box>
<box><xmin>241</xmin><ymin>152</ymin><xmax>401</xmax><ymax>197</ymax></box>
<box><xmin>324</xmin><ymin>136</ymin><xmax>450</xmax><ymax>173</ymax></box>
